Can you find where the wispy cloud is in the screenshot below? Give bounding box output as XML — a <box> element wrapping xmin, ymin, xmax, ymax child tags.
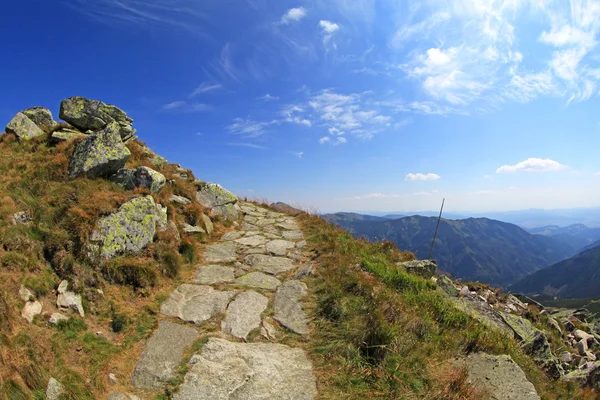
<box><xmin>293</xmin><ymin>151</ymin><xmax>304</xmax><ymax>159</ymax></box>
<box><xmin>191</xmin><ymin>82</ymin><xmax>222</xmax><ymax>96</ymax></box>
<box><xmin>405</xmin><ymin>173</ymin><xmax>440</xmax><ymax>181</ymax></box>
<box><xmin>496</xmin><ymin>158</ymin><xmax>567</xmax><ymax>173</ymax></box>
<box><xmin>280</xmin><ymin>7</ymin><xmax>307</xmax><ymax>24</ymax></box>
<box><xmin>226</xmin><ymin>118</ymin><xmax>277</xmax><ymax>138</ymax></box>
<box><xmin>227</xmin><ymin>142</ymin><xmax>268</xmax><ymax>150</ymax></box>
<box><xmin>319</xmin><ymin>20</ymin><xmax>339</xmax><ymax>34</ymax></box>
<box><xmin>161</xmin><ymin>101</ymin><xmax>211</xmax><ymax>112</ymax></box>
<box><xmin>258</xmin><ymin>94</ymin><xmax>280</xmax><ymax>101</ymax></box>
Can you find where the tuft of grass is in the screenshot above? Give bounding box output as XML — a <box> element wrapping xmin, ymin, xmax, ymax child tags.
<box><xmin>102</xmin><ymin>257</ymin><xmax>158</xmax><ymax>289</ymax></box>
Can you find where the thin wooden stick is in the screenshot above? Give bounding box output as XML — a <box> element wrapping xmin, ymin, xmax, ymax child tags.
<box><xmin>428</xmin><ymin>198</ymin><xmax>445</xmax><ymax>260</ymax></box>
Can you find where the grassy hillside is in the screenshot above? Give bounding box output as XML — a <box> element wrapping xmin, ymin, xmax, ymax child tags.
<box><xmin>296</xmin><ymin>213</ymin><xmax>593</xmax><ymax>399</ymax></box>
<box><xmin>511</xmin><ymin>244</ymin><xmax>600</xmax><ymax>298</ymax></box>
<box><xmin>326</xmin><ymin>215</ymin><xmax>577</xmax><ymax>287</ymax></box>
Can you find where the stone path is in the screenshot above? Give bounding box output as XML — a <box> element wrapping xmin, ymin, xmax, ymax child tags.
<box><xmin>128</xmin><ymin>202</ymin><xmax>317</xmax><ymax>399</ymax></box>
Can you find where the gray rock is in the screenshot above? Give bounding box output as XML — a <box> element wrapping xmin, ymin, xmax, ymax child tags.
<box><xmin>294</xmin><ymin>263</ymin><xmax>314</xmax><ymax>279</ymax></box>
<box><xmin>132</xmin><ymin>320</ymin><xmax>199</xmax><ymax>389</ymax></box>
<box><xmin>196</xmin><ymin>182</ymin><xmax>239</xmax><ymax>219</ymax></box>
<box><xmin>22</xmin><ymin>106</ymin><xmax>54</xmax><ymax>128</ymax></box>
<box><xmin>266</xmin><ymin>239</ymin><xmax>295</xmax><ymax>256</ymax></box>
<box><xmin>235</xmin><ymin>272</ymin><xmax>282</xmax><ymax>290</ymax></box>
<box><xmin>277</xmin><ymin>222</ymin><xmax>299</xmax><ymax>231</ymax></box>
<box><xmin>202</xmin><ymin>214</ymin><xmax>214</xmax><ymax>235</ymax></box>
<box><xmin>222</xmin><ymin>231</ymin><xmax>243</xmax><ymax>241</ymax></box>
<box><xmin>576</xmin><ymin>339</ymin><xmax>588</xmax><ymax>356</ymax></box>
<box><xmin>49</xmin><ymin>313</ymin><xmax>68</xmax><ymax>325</ymax></box>
<box><xmin>282</xmin><ymin>230</ymin><xmax>304</xmax><ymax>241</ymax></box>
<box><xmin>59</xmin><ymin>96</ymin><xmax>136</xmax><ymax>141</ymax></box>
<box><xmin>108</xmin><ymin>373</ymin><xmax>118</xmax><ymax>385</ymax></box>
<box><xmin>12</xmin><ymin>211</ymin><xmax>30</xmax><ymax>225</ymax></box>
<box><xmin>255</xmin><ymin>218</ymin><xmax>276</xmax><ymax>227</ymax></box>
<box><xmin>459</xmin><ymin>286</ymin><xmax>470</xmax><ymax>297</ymax></box>
<box><xmin>56</xmin><ymin>280</ymin><xmax>84</xmax><ymax>317</ymax></box>
<box><xmin>49</xmin><ymin>129</ymin><xmax>83</xmax><ymax>144</ymax></box>
<box><xmin>212</xmin><ymin>203</ymin><xmax>240</xmax><ymax>220</ymax></box>
<box><xmin>398</xmin><ymin>260</ymin><xmax>437</xmax><ymax>279</ymax></box>
<box><xmin>242</xmin><ymin>222</ymin><xmax>260</xmax><ymax>231</ymax></box>
<box><xmin>221</xmin><ymin>291</ymin><xmax>269</xmax><ymax>339</ymax></box>
<box><xmin>437</xmin><ymin>275</ymin><xmax>458</xmax><ymax>297</ymax></box>
<box><xmin>107</xmin><ymin>392</ymin><xmax>142</xmax><ymax>400</ymax></box>
<box><xmin>500</xmin><ymin>312</ymin><xmax>554</xmax><ymax>362</ymax></box>
<box><xmin>204</xmin><ymin>242</ymin><xmax>237</xmax><ymax>263</ymax></box>
<box><xmin>296</xmin><ymin>240</ymin><xmax>307</xmax><ymax>249</ymax></box>
<box><xmin>244</xmin><ymin>254</ymin><xmax>295</xmax><ymax>275</ymax></box>
<box><xmin>194</xmin><ymin>265</ymin><xmax>235</xmax><ymax>285</ymax></box>
<box><xmin>88</xmin><ymin>196</ymin><xmax>158</xmax><ymax>259</ymax></box>
<box><xmin>173</xmin><ymin>338</ymin><xmax>317</xmax><ymax>400</ymax></box>
<box><xmin>560</xmin><ymin>351</ymin><xmax>573</xmax><ymax>364</ymax></box>
<box><xmin>46</xmin><ymin>378</ymin><xmax>63</xmax><ymax>400</ymax></box>
<box><xmin>110</xmin><ymin>167</ymin><xmax>166</xmax><ymax>193</ymax></box>
<box><xmin>160</xmin><ymin>284</ymin><xmax>234</xmax><ymax>324</ymax></box>
<box><xmin>169</xmin><ymin>195</ymin><xmax>191</xmax><ymax>205</ymax></box>
<box><xmin>19</xmin><ymin>285</ymin><xmax>34</xmax><ymax>302</ymax></box>
<box><xmin>235</xmin><ymin>235</ymin><xmax>268</xmax><ymax>247</ymax></box>
<box><xmin>460</xmin><ymin>353</ymin><xmax>540</xmax><ymax>400</ymax></box>
<box><xmin>182</xmin><ymin>223</ymin><xmax>205</xmax><ymax>234</ymax></box>
<box><xmin>5</xmin><ymin>112</ymin><xmax>45</xmax><ymax>140</ymax></box>
<box><xmin>21</xmin><ymin>301</ymin><xmax>42</xmax><ymax>323</ymax></box>
<box><xmin>562</xmin><ymin>361</ymin><xmax>600</xmax><ymax>389</ymax></box>
<box><xmin>261</xmin><ymin>318</ymin><xmax>279</xmax><ymax>340</ymax></box>
<box><xmin>274</xmin><ymin>280</ymin><xmax>309</xmax><ymax>335</ymax></box>
<box><xmin>67</xmin><ymin>121</ymin><xmax>131</xmax><ymax>178</ymax></box>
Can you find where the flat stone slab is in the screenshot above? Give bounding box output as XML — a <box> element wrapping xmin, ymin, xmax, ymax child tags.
<box><xmin>282</xmin><ymin>230</ymin><xmax>304</xmax><ymax>241</ymax></box>
<box><xmin>236</xmin><ymin>272</ymin><xmax>282</xmax><ymax>290</ymax></box>
<box><xmin>459</xmin><ymin>353</ymin><xmax>540</xmax><ymax>400</ymax></box>
<box><xmin>235</xmin><ymin>235</ymin><xmax>268</xmax><ymax>247</ymax></box>
<box><xmin>204</xmin><ymin>242</ymin><xmax>237</xmax><ymax>263</ymax></box>
<box><xmin>161</xmin><ymin>284</ymin><xmax>234</xmax><ymax>324</ymax></box>
<box><xmin>132</xmin><ymin>320</ymin><xmax>199</xmax><ymax>389</ymax></box>
<box><xmin>222</xmin><ymin>231</ymin><xmax>243</xmax><ymax>241</ymax></box>
<box><xmin>266</xmin><ymin>239</ymin><xmax>296</xmax><ymax>256</ymax></box>
<box><xmin>277</xmin><ymin>222</ymin><xmax>299</xmax><ymax>231</ymax></box>
<box><xmin>242</xmin><ymin>222</ymin><xmax>260</xmax><ymax>231</ymax></box>
<box><xmin>274</xmin><ymin>280</ymin><xmax>309</xmax><ymax>335</ymax></box>
<box><xmin>221</xmin><ymin>291</ymin><xmax>268</xmax><ymax>339</ymax></box>
<box><xmin>173</xmin><ymin>338</ymin><xmax>317</xmax><ymax>400</ymax></box>
<box><xmin>194</xmin><ymin>265</ymin><xmax>235</xmax><ymax>285</ymax></box>
<box><xmin>244</xmin><ymin>254</ymin><xmax>295</xmax><ymax>275</ymax></box>
<box><xmin>255</xmin><ymin>218</ymin><xmax>276</xmax><ymax>227</ymax></box>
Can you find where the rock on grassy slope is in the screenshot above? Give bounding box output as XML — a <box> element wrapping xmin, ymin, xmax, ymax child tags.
<box><xmin>0</xmin><ymin>97</ymin><xmax>597</xmax><ymax>399</ymax></box>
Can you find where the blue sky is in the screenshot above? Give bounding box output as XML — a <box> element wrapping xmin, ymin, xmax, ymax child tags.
<box><xmin>1</xmin><ymin>0</ymin><xmax>600</xmax><ymax>213</ymax></box>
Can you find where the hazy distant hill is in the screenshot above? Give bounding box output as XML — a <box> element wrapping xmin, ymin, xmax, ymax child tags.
<box><xmin>525</xmin><ymin>224</ymin><xmax>600</xmax><ymax>253</ymax></box>
<box><xmin>320</xmin><ymin>212</ymin><xmax>389</xmax><ymax>225</ymax></box>
<box><xmin>324</xmin><ymin>215</ymin><xmax>578</xmax><ymax>287</ymax></box>
<box><xmin>511</xmin><ymin>245</ymin><xmax>600</xmax><ymax>298</ymax></box>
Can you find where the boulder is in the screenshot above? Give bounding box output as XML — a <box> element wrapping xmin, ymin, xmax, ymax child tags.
<box><xmin>56</xmin><ymin>280</ymin><xmax>84</xmax><ymax>317</ymax></box>
<box><xmin>67</xmin><ymin>121</ymin><xmax>131</xmax><ymax>178</ymax></box>
<box><xmin>22</xmin><ymin>106</ymin><xmax>54</xmax><ymax>128</ymax></box>
<box><xmin>49</xmin><ymin>128</ymin><xmax>84</xmax><ymax>144</ymax></box>
<box><xmin>21</xmin><ymin>301</ymin><xmax>42</xmax><ymax>323</ymax></box>
<box><xmin>172</xmin><ymin>338</ymin><xmax>317</xmax><ymax>400</ymax></box>
<box><xmin>19</xmin><ymin>285</ymin><xmax>34</xmax><ymax>302</ymax></box>
<box><xmin>59</xmin><ymin>96</ymin><xmax>136</xmax><ymax>141</ymax></box>
<box><xmin>460</xmin><ymin>353</ymin><xmax>540</xmax><ymax>400</ymax></box>
<box><xmin>500</xmin><ymin>312</ymin><xmax>554</xmax><ymax>362</ymax></box>
<box><xmin>132</xmin><ymin>320</ymin><xmax>199</xmax><ymax>389</ymax></box>
<box><xmin>398</xmin><ymin>260</ymin><xmax>437</xmax><ymax>279</ymax></box>
<box><xmin>46</xmin><ymin>378</ymin><xmax>63</xmax><ymax>400</ymax></box>
<box><xmin>196</xmin><ymin>182</ymin><xmax>239</xmax><ymax>219</ymax></box>
<box><xmin>437</xmin><ymin>275</ymin><xmax>458</xmax><ymax>297</ymax></box>
<box><xmin>169</xmin><ymin>195</ymin><xmax>191</xmax><ymax>205</ymax></box>
<box><xmin>563</xmin><ymin>361</ymin><xmax>600</xmax><ymax>389</ymax></box>
<box><xmin>201</xmin><ymin>214</ymin><xmax>214</xmax><ymax>235</ymax></box>
<box><xmin>5</xmin><ymin>112</ymin><xmax>45</xmax><ymax>140</ymax></box>
<box><xmin>110</xmin><ymin>167</ymin><xmax>166</xmax><ymax>193</ymax></box>
<box><xmin>49</xmin><ymin>313</ymin><xmax>68</xmax><ymax>325</ymax></box>
<box><xmin>88</xmin><ymin>196</ymin><xmax>159</xmax><ymax>259</ymax></box>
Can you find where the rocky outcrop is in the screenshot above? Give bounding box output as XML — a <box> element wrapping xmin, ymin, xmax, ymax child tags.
<box><xmin>172</xmin><ymin>338</ymin><xmax>317</xmax><ymax>400</ymax></box>
<box><xmin>196</xmin><ymin>182</ymin><xmax>239</xmax><ymax>219</ymax></box>
<box><xmin>67</xmin><ymin>121</ymin><xmax>131</xmax><ymax>178</ymax></box>
<box><xmin>56</xmin><ymin>280</ymin><xmax>85</xmax><ymax>317</ymax></box>
<box><xmin>5</xmin><ymin>112</ymin><xmax>45</xmax><ymax>140</ymax></box>
<box><xmin>59</xmin><ymin>96</ymin><xmax>136</xmax><ymax>141</ymax></box>
<box><xmin>88</xmin><ymin>196</ymin><xmax>160</xmax><ymax>259</ymax></box>
<box><xmin>398</xmin><ymin>260</ymin><xmax>437</xmax><ymax>279</ymax></box>
<box><xmin>110</xmin><ymin>166</ymin><xmax>166</xmax><ymax>193</ymax></box>
<box><xmin>22</xmin><ymin>107</ymin><xmax>55</xmax><ymax>128</ymax></box>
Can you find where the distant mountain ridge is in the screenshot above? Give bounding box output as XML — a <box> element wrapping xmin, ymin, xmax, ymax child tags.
<box><xmin>322</xmin><ymin>213</ymin><xmax>578</xmax><ymax>287</ymax></box>
<box><xmin>510</xmin><ymin>244</ymin><xmax>600</xmax><ymax>298</ymax></box>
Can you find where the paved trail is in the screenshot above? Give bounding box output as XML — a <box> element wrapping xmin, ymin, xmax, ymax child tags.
<box><xmin>121</xmin><ymin>202</ymin><xmax>316</xmax><ymax>399</ymax></box>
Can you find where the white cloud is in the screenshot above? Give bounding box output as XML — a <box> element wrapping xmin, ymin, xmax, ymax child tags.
<box><xmin>496</xmin><ymin>158</ymin><xmax>567</xmax><ymax>173</ymax></box>
<box><xmin>293</xmin><ymin>151</ymin><xmax>304</xmax><ymax>159</ymax></box>
<box><xmin>191</xmin><ymin>82</ymin><xmax>222</xmax><ymax>96</ymax></box>
<box><xmin>319</xmin><ymin>136</ymin><xmax>330</xmax><ymax>144</ymax></box>
<box><xmin>162</xmin><ymin>101</ymin><xmax>185</xmax><ymax>110</ymax></box>
<box><xmin>539</xmin><ymin>25</ymin><xmax>595</xmax><ymax>48</ymax></box>
<box><xmin>336</xmin><ymin>136</ymin><xmax>347</xmax><ymax>144</ymax></box>
<box><xmin>226</xmin><ymin>118</ymin><xmax>276</xmax><ymax>138</ymax></box>
<box><xmin>258</xmin><ymin>94</ymin><xmax>280</xmax><ymax>101</ymax></box>
<box><xmin>227</xmin><ymin>142</ymin><xmax>267</xmax><ymax>149</ymax></box>
<box><xmin>405</xmin><ymin>173</ymin><xmax>441</xmax><ymax>181</ymax></box>
<box><xmin>483</xmin><ymin>174</ymin><xmax>492</xmax><ymax>179</ymax></box>
<box><xmin>319</xmin><ymin>20</ymin><xmax>339</xmax><ymax>34</ymax></box>
<box><xmin>281</xmin><ymin>7</ymin><xmax>307</xmax><ymax>24</ymax></box>
<box><xmin>162</xmin><ymin>101</ymin><xmax>211</xmax><ymax>112</ymax></box>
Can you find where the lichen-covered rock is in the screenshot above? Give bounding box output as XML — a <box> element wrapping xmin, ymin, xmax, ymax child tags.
<box><xmin>110</xmin><ymin>166</ymin><xmax>166</xmax><ymax>193</ymax></box>
<box><xmin>500</xmin><ymin>312</ymin><xmax>555</xmax><ymax>364</ymax></box>
<box><xmin>22</xmin><ymin>106</ymin><xmax>55</xmax><ymax>128</ymax></box>
<box><xmin>59</xmin><ymin>96</ymin><xmax>136</xmax><ymax>141</ymax></box>
<box><xmin>437</xmin><ymin>275</ymin><xmax>458</xmax><ymax>297</ymax></box>
<box><xmin>202</xmin><ymin>214</ymin><xmax>214</xmax><ymax>235</ymax></box>
<box><xmin>88</xmin><ymin>196</ymin><xmax>159</xmax><ymax>259</ymax></box>
<box><xmin>5</xmin><ymin>112</ymin><xmax>45</xmax><ymax>140</ymax></box>
<box><xmin>398</xmin><ymin>260</ymin><xmax>437</xmax><ymax>279</ymax></box>
<box><xmin>196</xmin><ymin>182</ymin><xmax>239</xmax><ymax>219</ymax></box>
<box><xmin>46</xmin><ymin>378</ymin><xmax>63</xmax><ymax>400</ymax></box>
<box><xmin>67</xmin><ymin>121</ymin><xmax>131</xmax><ymax>178</ymax></box>
<box><xmin>49</xmin><ymin>128</ymin><xmax>84</xmax><ymax>144</ymax></box>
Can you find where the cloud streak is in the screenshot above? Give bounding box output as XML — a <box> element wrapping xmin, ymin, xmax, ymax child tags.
<box><xmin>405</xmin><ymin>173</ymin><xmax>440</xmax><ymax>181</ymax></box>
<box><xmin>496</xmin><ymin>158</ymin><xmax>567</xmax><ymax>173</ymax></box>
